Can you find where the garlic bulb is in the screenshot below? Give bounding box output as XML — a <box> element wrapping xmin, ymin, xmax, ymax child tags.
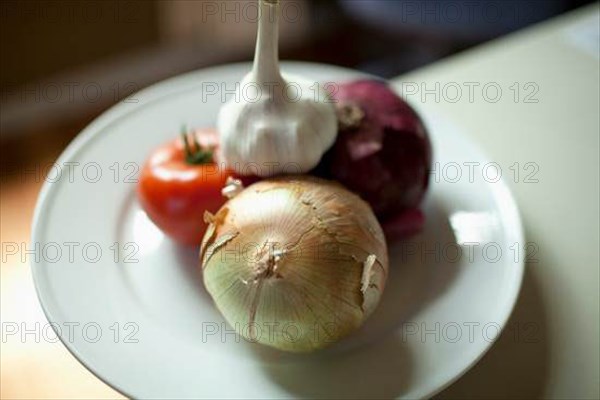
<box><xmin>200</xmin><ymin>177</ymin><xmax>388</xmax><ymax>352</ymax></box>
<box><xmin>217</xmin><ymin>0</ymin><xmax>338</xmax><ymax>177</ymax></box>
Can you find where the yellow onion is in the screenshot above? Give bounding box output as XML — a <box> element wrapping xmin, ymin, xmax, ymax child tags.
<box><xmin>200</xmin><ymin>177</ymin><xmax>388</xmax><ymax>352</ymax></box>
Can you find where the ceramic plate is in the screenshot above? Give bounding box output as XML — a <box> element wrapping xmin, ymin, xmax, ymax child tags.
<box><xmin>31</xmin><ymin>62</ymin><xmax>524</xmax><ymax>399</ymax></box>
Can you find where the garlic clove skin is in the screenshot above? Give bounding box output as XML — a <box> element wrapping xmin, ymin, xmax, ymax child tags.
<box><xmin>217</xmin><ymin>73</ymin><xmax>337</xmax><ymax>177</ymax></box>
<box><xmin>216</xmin><ymin>0</ymin><xmax>338</xmax><ymax>177</ymax></box>
<box><xmin>201</xmin><ymin>177</ymin><xmax>388</xmax><ymax>352</ymax></box>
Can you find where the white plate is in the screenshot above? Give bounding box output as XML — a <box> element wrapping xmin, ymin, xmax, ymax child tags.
<box><xmin>31</xmin><ymin>62</ymin><xmax>524</xmax><ymax>399</ymax></box>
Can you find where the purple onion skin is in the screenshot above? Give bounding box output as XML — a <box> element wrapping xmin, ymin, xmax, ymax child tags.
<box><xmin>313</xmin><ymin>79</ymin><xmax>432</xmax><ymax>223</ymax></box>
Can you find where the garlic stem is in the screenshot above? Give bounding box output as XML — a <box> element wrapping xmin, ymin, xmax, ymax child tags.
<box><xmin>252</xmin><ymin>0</ymin><xmax>283</xmax><ymax>85</ymax></box>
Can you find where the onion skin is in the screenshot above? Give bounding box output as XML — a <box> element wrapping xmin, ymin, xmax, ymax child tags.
<box><xmin>314</xmin><ymin>79</ymin><xmax>432</xmax><ymax>221</ymax></box>
<box><xmin>200</xmin><ymin>177</ymin><xmax>388</xmax><ymax>352</ymax></box>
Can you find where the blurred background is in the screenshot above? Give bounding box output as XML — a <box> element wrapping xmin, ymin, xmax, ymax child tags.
<box><xmin>0</xmin><ymin>0</ymin><xmax>596</xmax><ymax>398</ymax></box>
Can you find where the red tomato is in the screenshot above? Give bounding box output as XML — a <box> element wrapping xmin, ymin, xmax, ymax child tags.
<box><xmin>137</xmin><ymin>128</ymin><xmax>234</xmax><ymax>246</ymax></box>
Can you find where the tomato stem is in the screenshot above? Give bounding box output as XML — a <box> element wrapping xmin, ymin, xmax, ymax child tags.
<box><xmin>181</xmin><ymin>127</ymin><xmax>214</xmax><ymax>165</ymax></box>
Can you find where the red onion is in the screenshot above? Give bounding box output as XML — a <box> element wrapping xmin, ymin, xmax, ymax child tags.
<box><xmin>313</xmin><ymin>79</ymin><xmax>432</xmax><ymax>235</ymax></box>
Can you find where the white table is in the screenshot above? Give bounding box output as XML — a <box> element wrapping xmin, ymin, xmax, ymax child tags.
<box><xmin>391</xmin><ymin>4</ymin><xmax>599</xmax><ymax>398</ymax></box>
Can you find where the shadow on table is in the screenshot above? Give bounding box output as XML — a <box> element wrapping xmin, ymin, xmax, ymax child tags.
<box><xmin>435</xmin><ymin>239</ymin><xmax>551</xmax><ymax>399</ymax></box>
